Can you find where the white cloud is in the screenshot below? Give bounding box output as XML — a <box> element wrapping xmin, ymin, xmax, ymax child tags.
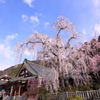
<box><xmin>0</xmin><ymin>33</ymin><xmax>18</xmax><ymax>59</ymax></box>
<box><xmin>0</xmin><ymin>0</ymin><xmax>5</xmax><ymax>3</ymax></box>
<box><xmin>94</xmin><ymin>21</ymin><xmax>100</xmax><ymax>34</ymax></box>
<box><xmin>44</xmin><ymin>22</ymin><xmax>49</xmax><ymax>28</ymax></box>
<box><xmin>30</xmin><ymin>16</ymin><xmax>39</xmax><ymax>23</ymax></box>
<box><xmin>4</xmin><ymin>33</ymin><xmax>18</xmax><ymax>45</ymax></box>
<box><xmin>0</xmin><ymin>44</ymin><xmax>4</xmax><ymax>53</ymax></box>
<box><xmin>4</xmin><ymin>46</ymin><xmax>13</xmax><ymax>59</ymax></box>
<box><xmin>0</xmin><ymin>33</ymin><xmax>19</xmax><ymax>70</ymax></box>
<box><xmin>0</xmin><ymin>63</ymin><xmax>9</xmax><ymax>70</ymax></box>
<box><xmin>22</xmin><ymin>15</ymin><xmax>28</xmax><ymax>22</ymax></box>
<box><xmin>92</xmin><ymin>21</ymin><xmax>100</xmax><ymax>37</ymax></box>
<box><xmin>21</xmin><ymin>14</ymin><xmax>40</xmax><ymax>27</ymax></box>
<box><xmin>82</xmin><ymin>28</ymin><xmax>86</xmax><ymax>35</ymax></box>
<box><xmin>6</xmin><ymin>33</ymin><xmax>18</xmax><ymax>40</ymax></box>
<box><xmin>0</xmin><ymin>43</ymin><xmax>13</xmax><ymax>60</ymax></box>
<box><xmin>23</xmin><ymin>0</ymin><xmax>35</xmax><ymax>7</ymax></box>
<box><xmin>91</xmin><ymin>0</ymin><xmax>100</xmax><ymax>16</ymax></box>
<box><xmin>39</xmin><ymin>13</ymin><xmax>44</xmax><ymax>17</ymax></box>
<box><xmin>0</xmin><ymin>58</ymin><xmax>15</xmax><ymax>70</ymax></box>
<box><xmin>92</xmin><ymin>0</ymin><xmax>100</xmax><ymax>7</ymax></box>
<box><xmin>35</xmin><ymin>13</ymin><xmax>45</xmax><ymax>17</ymax></box>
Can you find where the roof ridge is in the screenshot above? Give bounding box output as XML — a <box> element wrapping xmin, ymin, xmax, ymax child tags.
<box><xmin>26</xmin><ymin>59</ymin><xmax>50</xmax><ymax>69</ymax></box>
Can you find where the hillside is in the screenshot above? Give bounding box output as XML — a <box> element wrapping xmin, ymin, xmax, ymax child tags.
<box><xmin>0</xmin><ymin>60</ymin><xmax>41</xmax><ymax>77</ymax></box>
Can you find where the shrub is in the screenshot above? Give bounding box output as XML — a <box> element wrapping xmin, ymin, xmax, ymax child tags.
<box><xmin>13</xmin><ymin>99</ymin><xmax>19</xmax><ymax>100</ymax></box>
<box><xmin>36</xmin><ymin>86</ymin><xmax>57</xmax><ymax>100</ymax></box>
<box><xmin>38</xmin><ymin>86</ymin><xmax>48</xmax><ymax>94</ymax></box>
<box><xmin>67</xmin><ymin>96</ymin><xmax>83</xmax><ymax>100</ymax></box>
<box><xmin>76</xmin><ymin>85</ymin><xmax>92</xmax><ymax>91</ymax></box>
<box><xmin>58</xmin><ymin>88</ymin><xmax>63</xmax><ymax>92</ymax></box>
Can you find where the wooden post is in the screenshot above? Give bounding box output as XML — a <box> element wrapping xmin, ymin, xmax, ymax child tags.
<box><xmin>10</xmin><ymin>85</ymin><xmax>13</xmax><ymax>96</ymax></box>
<box><xmin>86</xmin><ymin>91</ymin><xmax>89</xmax><ymax>99</ymax></box>
<box><xmin>99</xmin><ymin>89</ymin><xmax>100</xmax><ymax>97</ymax></box>
<box><xmin>66</xmin><ymin>91</ymin><xmax>68</xmax><ymax>98</ymax></box>
<box><xmin>18</xmin><ymin>86</ymin><xmax>21</xmax><ymax>96</ymax></box>
<box><xmin>14</xmin><ymin>89</ymin><xmax>16</xmax><ymax>96</ymax></box>
<box><xmin>6</xmin><ymin>88</ymin><xmax>9</xmax><ymax>96</ymax></box>
<box><xmin>75</xmin><ymin>90</ymin><xmax>77</xmax><ymax>96</ymax></box>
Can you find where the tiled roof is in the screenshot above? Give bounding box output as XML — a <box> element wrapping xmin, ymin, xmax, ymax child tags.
<box><xmin>24</xmin><ymin>59</ymin><xmax>51</xmax><ymax>76</ymax></box>
<box><xmin>0</xmin><ymin>80</ymin><xmax>7</xmax><ymax>85</ymax></box>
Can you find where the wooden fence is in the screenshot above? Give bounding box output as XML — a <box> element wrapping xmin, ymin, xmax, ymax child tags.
<box><xmin>58</xmin><ymin>89</ymin><xmax>100</xmax><ymax>100</ymax></box>
<box><xmin>3</xmin><ymin>95</ymin><xmax>27</xmax><ymax>100</ymax></box>
<box><xmin>2</xmin><ymin>89</ymin><xmax>100</xmax><ymax>100</ymax></box>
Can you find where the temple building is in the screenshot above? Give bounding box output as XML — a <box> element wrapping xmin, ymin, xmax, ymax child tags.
<box><xmin>0</xmin><ymin>59</ymin><xmax>51</xmax><ymax>99</ymax></box>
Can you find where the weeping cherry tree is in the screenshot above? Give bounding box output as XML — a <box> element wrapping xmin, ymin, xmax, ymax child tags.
<box><xmin>15</xmin><ymin>15</ymin><xmax>88</xmax><ymax>92</ymax></box>
<box><xmin>80</xmin><ymin>37</ymin><xmax>100</xmax><ymax>76</ymax></box>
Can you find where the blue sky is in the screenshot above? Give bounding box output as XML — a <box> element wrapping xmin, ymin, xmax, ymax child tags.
<box><xmin>0</xmin><ymin>0</ymin><xmax>100</xmax><ymax>70</ymax></box>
